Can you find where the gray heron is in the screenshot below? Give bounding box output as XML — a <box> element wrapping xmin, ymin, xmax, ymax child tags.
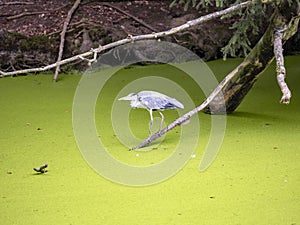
<box><xmin>118</xmin><ymin>90</ymin><xmax>184</xmax><ymax>137</ymax></box>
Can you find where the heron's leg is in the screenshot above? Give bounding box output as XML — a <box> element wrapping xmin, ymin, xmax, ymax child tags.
<box><xmin>148</xmin><ymin>109</ymin><xmax>153</xmax><ymax>138</ymax></box>
<box><xmin>158</xmin><ymin>111</ymin><xmax>164</xmax><ymax>131</ymax></box>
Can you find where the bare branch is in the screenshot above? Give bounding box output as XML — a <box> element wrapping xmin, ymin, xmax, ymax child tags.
<box><xmin>0</xmin><ymin>2</ymin><xmax>34</xmax><ymax>6</ymax></box>
<box><xmin>6</xmin><ymin>11</ymin><xmax>48</xmax><ymax>20</ymax></box>
<box><xmin>274</xmin><ymin>27</ymin><xmax>291</xmax><ymax>104</ymax></box>
<box><xmin>53</xmin><ymin>0</ymin><xmax>81</xmax><ymax>81</ymax></box>
<box><xmin>79</xmin><ymin>46</ymin><xmax>100</xmax><ymax>65</ymax></box>
<box><xmin>0</xmin><ymin>0</ymin><xmax>252</xmax><ymax>78</ymax></box>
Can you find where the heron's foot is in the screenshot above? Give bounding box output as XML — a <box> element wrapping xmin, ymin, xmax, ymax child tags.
<box><xmin>159</xmin><ymin>112</ymin><xmax>164</xmax><ymax>131</ymax></box>
<box><xmin>159</xmin><ymin>126</ymin><xmax>162</xmax><ymax>132</ymax></box>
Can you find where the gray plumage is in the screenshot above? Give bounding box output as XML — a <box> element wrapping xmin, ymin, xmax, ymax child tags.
<box><xmin>118</xmin><ymin>90</ymin><xmax>184</xmax><ymax>137</ymax></box>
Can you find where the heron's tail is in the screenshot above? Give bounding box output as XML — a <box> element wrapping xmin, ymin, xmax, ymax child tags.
<box><xmin>169</xmin><ymin>98</ymin><xmax>184</xmax><ymax>109</ymax></box>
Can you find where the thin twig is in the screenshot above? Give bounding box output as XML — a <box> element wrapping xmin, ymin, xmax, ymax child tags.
<box><xmin>53</xmin><ymin>0</ymin><xmax>81</xmax><ymax>81</ymax></box>
<box><xmin>0</xmin><ymin>1</ymin><xmax>252</xmax><ymax>78</ymax></box>
<box><xmin>2</xmin><ymin>3</ymin><xmax>70</xmax><ymax>19</ymax></box>
<box><xmin>47</xmin><ymin>20</ymin><xmax>103</xmax><ymax>37</ymax></box>
<box><xmin>0</xmin><ymin>1</ymin><xmax>34</xmax><ymax>5</ymax></box>
<box><xmin>100</xmin><ymin>2</ymin><xmax>158</xmax><ymax>32</ymax></box>
<box><xmin>274</xmin><ymin>27</ymin><xmax>291</xmax><ymax>104</ymax></box>
<box><xmin>79</xmin><ymin>47</ymin><xmax>100</xmax><ymax>65</ymax></box>
<box><xmin>6</xmin><ymin>11</ymin><xmax>48</xmax><ymax>20</ymax></box>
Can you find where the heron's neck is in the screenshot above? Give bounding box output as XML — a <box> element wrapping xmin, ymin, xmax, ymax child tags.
<box><xmin>130</xmin><ymin>100</ymin><xmax>142</xmax><ymax>108</ymax></box>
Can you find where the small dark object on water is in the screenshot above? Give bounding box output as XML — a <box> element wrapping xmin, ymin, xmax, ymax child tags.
<box><xmin>33</xmin><ymin>163</ymin><xmax>48</xmax><ymax>173</ymax></box>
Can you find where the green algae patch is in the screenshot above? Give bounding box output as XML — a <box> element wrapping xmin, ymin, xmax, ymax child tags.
<box><xmin>1</xmin><ymin>56</ymin><xmax>300</xmax><ymax>225</ymax></box>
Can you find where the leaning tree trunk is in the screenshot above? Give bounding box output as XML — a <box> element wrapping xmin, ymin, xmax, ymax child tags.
<box><xmin>205</xmin><ymin>0</ymin><xmax>300</xmax><ymax>114</ymax></box>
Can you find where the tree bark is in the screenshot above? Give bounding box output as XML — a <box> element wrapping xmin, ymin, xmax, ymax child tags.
<box><xmin>205</xmin><ymin>0</ymin><xmax>300</xmax><ymax>114</ymax></box>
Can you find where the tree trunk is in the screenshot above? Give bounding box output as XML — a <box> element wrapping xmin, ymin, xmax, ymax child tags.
<box><xmin>205</xmin><ymin>0</ymin><xmax>300</xmax><ymax>114</ymax></box>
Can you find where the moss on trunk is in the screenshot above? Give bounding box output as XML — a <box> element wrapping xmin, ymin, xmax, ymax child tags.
<box><xmin>205</xmin><ymin>0</ymin><xmax>300</xmax><ymax>114</ymax></box>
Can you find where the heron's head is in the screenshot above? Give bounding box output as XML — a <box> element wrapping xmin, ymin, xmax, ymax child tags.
<box><xmin>118</xmin><ymin>93</ymin><xmax>137</xmax><ymax>101</ymax></box>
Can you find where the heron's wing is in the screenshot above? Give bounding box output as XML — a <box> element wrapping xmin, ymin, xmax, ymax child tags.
<box><xmin>138</xmin><ymin>94</ymin><xmax>184</xmax><ymax>110</ymax></box>
<box><xmin>168</xmin><ymin>98</ymin><xmax>184</xmax><ymax>109</ymax></box>
<box><xmin>139</xmin><ymin>96</ymin><xmax>170</xmax><ymax>110</ymax></box>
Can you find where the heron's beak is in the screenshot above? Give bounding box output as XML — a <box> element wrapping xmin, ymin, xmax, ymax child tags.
<box><xmin>118</xmin><ymin>96</ymin><xmax>132</xmax><ymax>101</ymax></box>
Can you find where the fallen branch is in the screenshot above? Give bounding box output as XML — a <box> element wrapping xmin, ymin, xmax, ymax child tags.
<box><xmin>6</xmin><ymin>11</ymin><xmax>48</xmax><ymax>20</ymax></box>
<box><xmin>0</xmin><ymin>1</ymin><xmax>34</xmax><ymax>5</ymax></box>
<box><xmin>0</xmin><ymin>0</ymin><xmax>251</xmax><ymax>78</ymax></box>
<box><xmin>274</xmin><ymin>27</ymin><xmax>291</xmax><ymax>104</ymax></box>
<box><xmin>131</xmin><ymin>65</ymin><xmax>235</xmax><ymax>150</ymax></box>
<box><xmin>53</xmin><ymin>0</ymin><xmax>81</xmax><ymax>81</ymax></box>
